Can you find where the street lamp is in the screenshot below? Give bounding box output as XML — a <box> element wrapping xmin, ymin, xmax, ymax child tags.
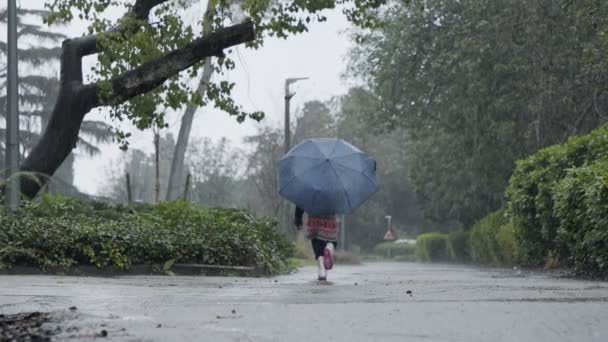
<box><xmin>284</xmin><ymin>77</ymin><xmax>309</xmax><ymax>154</ymax></box>
<box><xmin>5</xmin><ymin>0</ymin><xmax>20</xmax><ymax>212</ymax></box>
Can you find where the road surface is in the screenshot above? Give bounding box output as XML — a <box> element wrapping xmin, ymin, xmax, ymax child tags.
<box><xmin>1</xmin><ymin>262</ymin><xmax>607</xmax><ymax>341</ymax></box>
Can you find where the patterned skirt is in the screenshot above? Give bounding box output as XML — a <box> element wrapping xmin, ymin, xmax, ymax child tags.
<box><xmin>305</xmin><ymin>215</ymin><xmax>338</xmax><ymax>242</ymax></box>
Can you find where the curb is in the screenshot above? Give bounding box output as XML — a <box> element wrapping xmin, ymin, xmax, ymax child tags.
<box><xmin>0</xmin><ymin>264</ymin><xmax>266</xmax><ymax>277</ymax></box>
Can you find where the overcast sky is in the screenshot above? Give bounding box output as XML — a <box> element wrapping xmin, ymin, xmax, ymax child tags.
<box><xmin>2</xmin><ymin>1</ymin><xmax>354</xmax><ymax>195</ymax></box>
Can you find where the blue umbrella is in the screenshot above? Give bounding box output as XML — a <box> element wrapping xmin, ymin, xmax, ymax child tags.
<box><xmin>278</xmin><ymin>138</ymin><xmax>377</xmax><ymax>215</ymax></box>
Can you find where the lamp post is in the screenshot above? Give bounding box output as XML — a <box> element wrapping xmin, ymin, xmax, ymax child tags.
<box><xmin>5</xmin><ymin>0</ymin><xmax>20</xmax><ymax>212</ymax></box>
<box><xmin>284</xmin><ymin>77</ymin><xmax>309</xmax><ymax>154</ymax></box>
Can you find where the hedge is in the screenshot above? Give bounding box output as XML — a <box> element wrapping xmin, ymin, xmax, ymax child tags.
<box><xmin>507</xmin><ymin>124</ymin><xmax>608</xmax><ymax>267</ymax></box>
<box><xmin>416</xmin><ymin>233</ymin><xmax>451</xmax><ymax>262</ymax></box>
<box><xmin>373</xmin><ymin>241</ymin><xmax>416</xmax><ymax>260</ymax></box>
<box><xmin>553</xmin><ymin>158</ymin><xmax>608</xmax><ymax>276</ymax></box>
<box><xmin>469</xmin><ymin>209</ymin><xmax>514</xmax><ymax>266</ymax></box>
<box><xmin>505</xmin><ymin>124</ymin><xmax>608</xmax><ymax>277</ymax></box>
<box><xmin>0</xmin><ymin>195</ymin><xmax>293</xmax><ymax>274</ymax></box>
<box><xmin>447</xmin><ymin>230</ymin><xmax>471</xmax><ymax>262</ymax></box>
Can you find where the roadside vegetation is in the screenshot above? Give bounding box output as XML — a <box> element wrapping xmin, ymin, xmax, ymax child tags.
<box><xmin>352</xmin><ymin>0</ymin><xmax>608</xmax><ymax>279</ymax></box>
<box><xmin>0</xmin><ymin>195</ymin><xmax>293</xmax><ymax>275</ymax></box>
<box><xmin>411</xmin><ymin>125</ymin><xmax>608</xmax><ymax>278</ymax></box>
<box><xmin>1</xmin><ymin>0</ymin><xmax>607</xmax><ymax>280</ymax></box>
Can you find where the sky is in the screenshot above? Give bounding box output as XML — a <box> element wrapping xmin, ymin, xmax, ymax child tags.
<box><xmin>2</xmin><ymin>1</ymin><xmax>355</xmax><ymax>195</ymax></box>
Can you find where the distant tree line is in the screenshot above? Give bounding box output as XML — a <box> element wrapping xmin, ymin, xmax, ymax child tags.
<box><xmin>103</xmin><ymin>96</ymin><xmax>431</xmax><ymax>250</ymax></box>
<box><xmin>348</xmin><ymin>0</ymin><xmax>608</xmax><ymax>227</ymax></box>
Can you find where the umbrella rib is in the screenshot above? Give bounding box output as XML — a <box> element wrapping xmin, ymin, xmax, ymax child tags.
<box><xmin>330</xmin><ymin>152</ymin><xmax>361</xmax><ymax>159</ymax></box>
<box><xmin>311</xmin><ymin>140</ymin><xmax>328</xmax><ymax>157</ymax></box>
<box><xmin>280</xmin><ymin>154</ymin><xmax>321</xmax><ymax>162</ymax></box>
<box><xmin>328</xmin><ymin>162</ymin><xmax>353</xmax><ymax>212</ymax></box>
<box><xmin>332</xmin><ymin>162</ymin><xmax>377</xmax><ymax>189</ymax></box>
<box><xmin>279</xmin><ymin>159</ymin><xmax>328</xmax><ymax>194</ymax></box>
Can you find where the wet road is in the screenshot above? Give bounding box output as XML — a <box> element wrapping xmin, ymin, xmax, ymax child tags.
<box><xmin>1</xmin><ymin>262</ymin><xmax>607</xmax><ymax>341</ymax></box>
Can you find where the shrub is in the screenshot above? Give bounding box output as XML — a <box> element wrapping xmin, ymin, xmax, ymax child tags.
<box><xmin>507</xmin><ymin>124</ymin><xmax>608</xmax><ymax>267</ymax></box>
<box><xmin>373</xmin><ymin>241</ymin><xmax>416</xmax><ymax>259</ymax></box>
<box><xmin>554</xmin><ymin>159</ymin><xmax>608</xmax><ymax>277</ymax></box>
<box><xmin>0</xmin><ymin>195</ymin><xmax>293</xmax><ymax>274</ymax></box>
<box><xmin>416</xmin><ymin>233</ymin><xmax>450</xmax><ymax>262</ymax></box>
<box><xmin>496</xmin><ymin>222</ymin><xmax>515</xmax><ymax>266</ymax></box>
<box><xmin>469</xmin><ymin>209</ymin><xmax>514</xmax><ymax>266</ymax></box>
<box><xmin>447</xmin><ymin>230</ymin><xmax>471</xmax><ymax>262</ymax></box>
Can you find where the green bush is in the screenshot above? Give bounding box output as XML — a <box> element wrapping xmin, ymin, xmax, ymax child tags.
<box><xmin>554</xmin><ymin>159</ymin><xmax>608</xmax><ymax>276</ymax></box>
<box><xmin>496</xmin><ymin>222</ymin><xmax>515</xmax><ymax>266</ymax></box>
<box><xmin>0</xmin><ymin>195</ymin><xmax>293</xmax><ymax>274</ymax></box>
<box><xmin>470</xmin><ymin>210</ymin><xmax>503</xmax><ymax>265</ymax></box>
<box><xmin>506</xmin><ymin>124</ymin><xmax>608</xmax><ymax>277</ymax></box>
<box><xmin>507</xmin><ymin>124</ymin><xmax>608</xmax><ymax>267</ymax></box>
<box><xmin>373</xmin><ymin>242</ymin><xmax>416</xmax><ymax>259</ymax></box>
<box><xmin>416</xmin><ymin>233</ymin><xmax>450</xmax><ymax>262</ymax></box>
<box><xmin>447</xmin><ymin>230</ymin><xmax>471</xmax><ymax>262</ymax></box>
<box><xmin>469</xmin><ymin>209</ymin><xmax>514</xmax><ymax>266</ymax></box>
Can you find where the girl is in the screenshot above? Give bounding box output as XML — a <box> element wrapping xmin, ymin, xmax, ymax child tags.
<box><xmin>295</xmin><ymin>206</ymin><xmax>338</xmax><ymax>281</ymax></box>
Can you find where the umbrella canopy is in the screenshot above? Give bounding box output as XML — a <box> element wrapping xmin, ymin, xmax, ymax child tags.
<box><xmin>278</xmin><ymin>138</ymin><xmax>377</xmax><ymax>215</ymax></box>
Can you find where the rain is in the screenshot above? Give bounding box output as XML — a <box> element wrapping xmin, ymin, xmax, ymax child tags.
<box><xmin>1</xmin><ymin>0</ymin><xmax>607</xmax><ymax>341</ymax></box>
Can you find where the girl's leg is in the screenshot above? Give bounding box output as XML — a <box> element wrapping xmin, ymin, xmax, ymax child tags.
<box><xmin>311</xmin><ymin>238</ymin><xmax>327</xmax><ymax>280</ymax></box>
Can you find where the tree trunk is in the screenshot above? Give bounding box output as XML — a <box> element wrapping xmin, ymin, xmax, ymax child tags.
<box><xmin>166</xmin><ymin>61</ymin><xmax>213</xmax><ymax>200</ymax></box>
<box><xmin>4</xmin><ymin>19</ymin><xmax>255</xmax><ymax>199</ymax></box>
<box><xmin>40</xmin><ymin>101</ymin><xmax>75</xmax><ymax>194</ymax></box>
<box><xmin>166</xmin><ymin>0</ymin><xmax>215</xmax><ymax>201</ymax></box>
<box><xmin>19</xmin><ymin>39</ymin><xmax>93</xmax><ymax>197</ymax></box>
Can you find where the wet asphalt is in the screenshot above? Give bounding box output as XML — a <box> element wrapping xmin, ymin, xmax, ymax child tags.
<box><xmin>0</xmin><ymin>262</ymin><xmax>607</xmax><ymax>341</ymax></box>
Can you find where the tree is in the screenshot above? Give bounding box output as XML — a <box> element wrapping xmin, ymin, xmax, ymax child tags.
<box><xmin>349</xmin><ymin>0</ymin><xmax>608</xmax><ymax>226</ymax></box>
<box><xmin>187</xmin><ymin>137</ymin><xmax>245</xmax><ymax>207</ymax></box>
<box><xmin>241</xmin><ymin>95</ymin><xmax>431</xmax><ymax>247</ymax></box>
<box><xmin>0</xmin><ymin>7</ymin><xmax>114</xmax><ymax>193</ymax></box>
<box><xmin>292</xmin><ymin>100</ymin><xmax>336</xmax><ymax>144</ymax></box>
<box><xmin>4</xmin><ymin>0</ymin><xmax>389</xmax><ymax>199</ymax></box>
<box><xmin>0</xmin><ymin>7</ymin><xmax>65</xmax><ymax>171</ymax></box>
<box><xmin>165</xmin><ymin>0</ymin><xmax>215</xmax><ymax>200</ymax></box>
<box><xmin>243</xmin><ymin>125</ymin><xmax>286</xmax><ymax>218</ymax></box>
<box><xmin>334</xmin><ymin>88</ymin><xmax>431</xmax><ymax>248</ymax></box>
<box><xmin>103</xmin><ymin>132</ymin><xmax>176</xmax><ymax>202</ymax></box>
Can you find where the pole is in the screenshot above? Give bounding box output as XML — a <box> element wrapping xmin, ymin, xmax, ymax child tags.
<box><xmin>340</xmin><ymin>214</ymin><xmax>346</xmax><ymax>251</ymax></box>
<box><xmin>126</xmin><ymin>173</ymin><xmax>132</xmax><ymax>203</ymax></box>
<box><xmin>284</xmin><ymin>81</ymin><xmax>293</xmax><ymax>155</ymax></box>
<box><xmin>283</xmin><ymin>77</ymin><xmax>308</xmax><ymax>239</ymax></box>
<box><xmin>5</xmin><ymin>0</ymin><xmax>20</xmax><ymax>212</ymax></box>
<box><xmin>183</xmin><ymin>173</ymin><xmax>191</xmax><ymax>201</ymax></box>
<box><xmin>283</xmin><ymin>77</ymin><xmax>309</xmax><ymax>155</ymax></box>
<box><xmin>154</xmin><ymin>130</ymin><xmax>160</xmax><ymax>203</ymax></box>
